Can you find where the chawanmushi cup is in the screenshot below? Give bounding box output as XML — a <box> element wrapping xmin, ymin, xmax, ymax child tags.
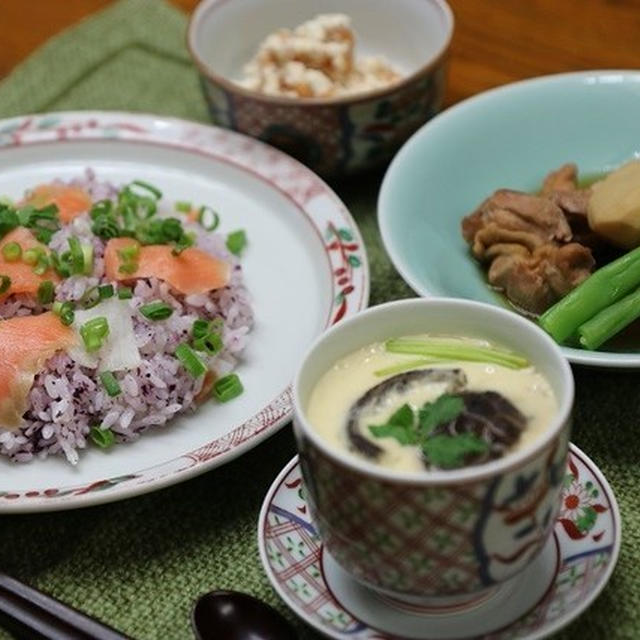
<box><xmin>292</xmin><ymin>298</ymin><xmax>574</xmax><ymax>604</ymax></box>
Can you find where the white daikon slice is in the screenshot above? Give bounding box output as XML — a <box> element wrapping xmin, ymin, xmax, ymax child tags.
<box><xmin>68</xmin><ymin>297</ymin><xmax>141</xmax><ymax>372</ymax></box>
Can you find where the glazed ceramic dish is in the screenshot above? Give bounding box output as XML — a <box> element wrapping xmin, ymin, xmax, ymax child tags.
<box><xmin>188</xmin><ymin>0</ymin><xmax>453</xmax><ymax>177</ymax></box>
<box><xmin>0</xmin><ymin>111</ymin><xmax>369</xmax><ymax>512</ymax></box>
<box><xmin>378</xmin><ymin>70</ymin><xmax>640</xmax><ymax>368</ymax></box>
<box><xmin>291</xmin><ymin>299</ymin><xmax>573</xmax><ymax>603</ymax></box>
<box><xmin>259</xmin><ymin>446</ymin><xmax>620</xmax><ymax>639</ymax></box>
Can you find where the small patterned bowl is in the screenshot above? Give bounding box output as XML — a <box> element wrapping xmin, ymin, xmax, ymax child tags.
<box><xmin>292</xmin><ymin>298</ymin><xmax>574</xmax><ymax>603</ymax></box>
<box><xmin>187</xmin><ymin>0</ymin><xmax>453</xmax><ymax>178</ymax></box>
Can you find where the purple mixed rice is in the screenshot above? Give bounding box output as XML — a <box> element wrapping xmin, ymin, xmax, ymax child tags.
<box><xmin>0</xmin><ymin>170</ymin><xmax>253</xmax><ymax>464</ymax></box>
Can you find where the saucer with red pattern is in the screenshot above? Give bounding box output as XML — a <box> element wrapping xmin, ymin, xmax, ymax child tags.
<box><xmin>258</xmin><ymin>444</ymin><xmax>620</xmax><ymax>639</ymax></box>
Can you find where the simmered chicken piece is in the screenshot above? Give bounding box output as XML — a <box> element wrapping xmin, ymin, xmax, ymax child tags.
<box><xmin>461</xmin><ymin>166</ymin><xmax>596</xmax><ymax>314</ymax></box>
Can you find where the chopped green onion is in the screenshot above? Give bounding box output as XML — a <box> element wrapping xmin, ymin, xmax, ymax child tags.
<box><xmin>118</xmin><ymin>244</ymin><xmax>140</xmax><ymax>261</ymax></box>
<box><xmin>161</xmin><ymin>218</ymin><xmax>183</xmax><ymax>242</ymax></box>
<box><xmin>37</xmin><ymin>280</ymin><xmax>54</xmax><ymax>305</ymax></box>
<box><xmin>89</xmin><ymin>200</ymin><xmax>113</xmax><ymax>220</ymax></box>
<box><xmin>23</xmin><ymin>247</ymin><xmax>42</xmax><ymax>265</ymax></box>
<box><xmin>1</xmin><ymin>242</ymin><xmax>21</xmax><ymax>262</ymax></box>
<box><xmin>139</xmin><ymin>300</ymin><xmax>173</xmax><ymax>321</ymax></box>
<box><xmin>50</xmin><ymin>250</ymin><xmax>71</xmax><ymax>278</ymax></box>
<box><xmin>192</xmin><ymin>319</ymin><xmax>211</xmax><ymax>340</ymax></box>
<box><xmin>91</xmin><ymin>213</ymin><xmax>120</xmax><ymax>239</ymax></box>
<box><xmin>90</xmin><ymin>426</ymin><xmax>115</xmax><ymax>449</ymax></box>
<box><xmin>117</xmin><ymin>243</ymin><xmax>140</xmax><ymax>273</ymax></box>
<box><xmin>81</xmin><ymin>244</ymin><xmax>94</xmax><ymax>275</ymax></box>
<box><xmin>19</xmin><ymin>204</ymin><xmax>60</xmax><ymax>244</ymax></box>
<box><xmin>193</xmin><ymin>332</ymin><xmax>223</xmax><ymax>356</ymax></box>
<box><xmin>34</xmin><ymin>229</ymin><xmax>54</xmax><ymax>244</ymax></box>
<box><xmin>226</xmin><ymin>229</ymin><xmax>247</xmax><ymax>256</ymax></box>
<box><xmin>0</xmin><ymin>275</ymin><xmax>11</xmax><ymax>295</ymax></box>
<box><xmin>212</xmin><ymin>373</ymin><xmax>243</xmax><ymax>402</ymax></box>
<box><xmin>52</xmin><ymin>300</ymin><xmax>75</xmax><ymax>326</ymax></box>
<box><xmin>119</xmin><ymin>183</ymin><xmax>157</xmax><ymax>220</ymax></box>
<box><xmin>133</xmin><ymin>216</ymin><xmax>191</xmax><ymax>249</ymax></box>
<box><xmin>17</xmin><ymin>203</ymin><xmax>57</xmax><ymax>224</ymax></box>
<box><xmin>171</xmin><ymin>231</ymin><xmax>195</xmax><ymax>256</ymax></box>
<box><xmin>119</xmin><ymin>201</ymin><xmax>139</xmax><ymax>231</ymax></box>
<box><xmin>131</xmin><ymin>180</ymin><xmax>162</xmax><ymax>200</ymax></box>
<box><xmin>134</xmin><ymin>219</ymin><xmax>163</xmax><ymax>245</ymax></box>
<box><xmin>175</xmin><ymin>200</ymin><xmax>192</xmax><ymax>213</ymax></box>
<box><xmin>99</xmin><ymin>371</ymin><xmax>121</xmax><ymax>397</ymax></box>
<box><xmin>0</xmin><ymin>206</ymin><xmax>19</xmax><ymax>238</ymax></box>
<box><xmin>198</xmin><ymin>206</ymin><xmax>220</xmax><ymax>231</ymax></box>
<box><xmin>34</xmin><ymin>203</ymin><xmax>57</xmax><ymax>218</ymax></box>
<box><xmin>61</xmin><ymin>308</ymin><xmax>75</xmax><ymax>325</ymax></box>
<box><xmin>79</xmin><ymin>286</ymin><xmax>101</xmax><ymax>309</ymax></box>
<box><xmin>32</xmin><ymin>254</ymin><xmax>50</xmax><ymax>276</ymax></box>
<box><xmin>98</xmin><ymin>284</ymin><xmax>114</xmax><ymax>300</ymax></box>
<box><xmin>15</xmin><ymin>206</ymin><xmax>33</xmax><ymax>227</ymax></box>
<box><xmin>175</xmin><ymin>343</ymin><xmax>207</xmax><ymax>377</ymax></box>
<box><xmin>118</xmin><ymin>262</ymin><xmax>138</xmax><ymax>274</ymax></box>
<box><xmin>80</xmin><ymin>316</ymin><xmax>109</xmax><ymax>352</ymax></box>
<box><xmin>67</xmin><ymin>237</ymin><xmax>85</xmax><ymax>274</ymax></box>
<box><xmin>117</xmin><ymin>287</ymin><xmax>133</xmax><ymax>300</ymax></box>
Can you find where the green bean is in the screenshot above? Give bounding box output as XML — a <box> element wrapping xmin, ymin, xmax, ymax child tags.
<box><xmin>539</xmin><ymin>245</ymin><xmax>640</xmax><ymax>344</ymax></box>
<box><xmin>577</xmin><ymin>286</ymin><xmax>640</xmax><ymax>350</ymax></box>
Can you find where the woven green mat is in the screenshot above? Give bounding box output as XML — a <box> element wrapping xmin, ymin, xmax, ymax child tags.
<box><xmin>0</xmin><ymin>1</ymin><xmax>636</xmax><ymax>638</ymax></box>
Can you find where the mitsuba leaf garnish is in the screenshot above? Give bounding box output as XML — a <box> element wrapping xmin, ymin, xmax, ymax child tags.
<box><xmin>369</xmin><ymin>395</ymin><xmax>465</xmax><ymax>449</ymax></box>
<box><xmin>421</xmin><ymin>433</ymin><xmax>490</xmax><ymax>469</ymax></box>
<box><xmin>367</xmin><ymin>392</ymin><xmax>490</xmax><ymax>469</ymax></box>
<box><xmin>418</xmin><ymin>393</ymin><xmax>464</xmax><ymax>437</ymax></box>
<box><xmin>368</xmin><ymin>403</ymin><xmax>418</xmax><ymax>445</ymax></box>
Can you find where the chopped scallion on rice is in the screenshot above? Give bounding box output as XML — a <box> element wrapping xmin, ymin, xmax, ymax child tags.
<box><xmin>80</xmin><ymin>316</ymin><xmax>109</xmax><ymax>352</ymax></box>
<box><xmin>90</xmin><ymin>426</ymin><xmax>115</xmax><ymax>449</ymax></box>
<box><xmin>139</xmin><ymin>301</ymin><xmax>173</xmax><ymax>321</ymax></box>
<box><xmin>175</xmin><ymin>343</ymin><xmax>207</xmax><ymax>377</ymax></box>
<box><xmin>99</xmin><ymin>371</ymin><xmax>121</xmax><ymax>397</ymax></box>
<box><xmin>213</xmin><ymin>373</ymin><xmax>244</xmax><ymax>402</ymax></box>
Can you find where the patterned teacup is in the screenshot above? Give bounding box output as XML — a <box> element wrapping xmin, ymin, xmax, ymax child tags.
<box><xmin>292</xmin><ymin>298</ymin><xmax>573</xmax><ymax>604</ymax></box>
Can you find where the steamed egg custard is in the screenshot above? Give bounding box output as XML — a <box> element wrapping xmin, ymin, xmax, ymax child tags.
<box><xmin>306</xmin><ymin>336</ymin><xmax>556</xmax><ymax>472</ymax></box>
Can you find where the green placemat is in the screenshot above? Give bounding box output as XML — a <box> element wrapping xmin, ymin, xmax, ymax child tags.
<box><xmin>0</xmin><ymin>1</ymin><xmax>636</xmax><ymax>638</ymax></box>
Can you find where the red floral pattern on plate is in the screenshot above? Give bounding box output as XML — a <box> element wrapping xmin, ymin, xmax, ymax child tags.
<box><xmin>558</xmin><ymin>457</ymin><xmax>609</xmax><ymax>542</ymax></box>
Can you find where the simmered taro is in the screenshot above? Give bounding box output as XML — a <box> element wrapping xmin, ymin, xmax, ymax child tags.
<box><xmin>306</xmin><ymin>336</ymin><xmax>556</xmax><ymax>473</ymax></box>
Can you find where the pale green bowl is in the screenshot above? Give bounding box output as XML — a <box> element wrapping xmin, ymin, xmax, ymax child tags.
<box><xmin>378</xmin><ymin>71</ymin><xmax>640</xmax><ymax>368</ymax></box>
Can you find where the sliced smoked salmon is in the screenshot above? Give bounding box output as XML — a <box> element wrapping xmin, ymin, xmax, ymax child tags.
<box><xmin>0</xmin><ymin>228</ymin><xmax>59</xmax><ymax>300</ymax></box>
<box><xmin>23</xmin><ymin>183</ymin><xmax>92</xmax><ymax>224</ymax></box>
<box><xmin>0</xmin><ymin>312</ymin><xmax>75</xmax><ymax>429</ymax></box>
<box><xmin>103</xmin><ymin>238</ymin><xmax>231</xmax><ymax>295</ymax></box>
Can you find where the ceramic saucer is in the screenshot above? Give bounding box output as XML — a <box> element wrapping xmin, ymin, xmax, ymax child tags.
<box><xmin>258</xmin><ymin>444</ymin><xmax>620</xmax><ymax>639</ymax></box>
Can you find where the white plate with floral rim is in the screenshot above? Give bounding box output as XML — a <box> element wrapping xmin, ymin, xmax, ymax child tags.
<box><xmin>0</xmin><ymin>111</ymin><xmax>369</xmax><ymax>513</ymax></box>
<box><xmin>258</xmin><ymin>444</ymin><xmax>620</xmax><ymax>639</ymax></box>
